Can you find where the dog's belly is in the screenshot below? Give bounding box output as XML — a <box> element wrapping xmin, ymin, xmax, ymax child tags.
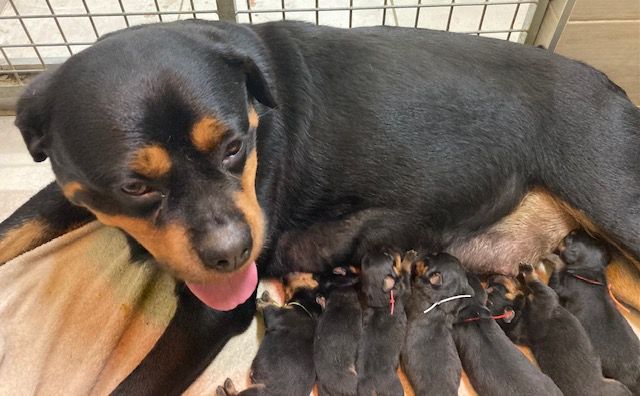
<box><xmin>448</xmin><ymin>190</ymin><xmax>578</xmax><ymax>275</ymax></box>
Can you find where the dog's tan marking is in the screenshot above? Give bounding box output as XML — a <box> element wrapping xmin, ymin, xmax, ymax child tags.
<box><xmin>234</xmin><ymin>150</ymin><xmax>265</xmax><ymax>266</ymax></box>
<box><xmin>130</xmin><ymin>144</ymin><xmax>172</xmax><ymax>178</ymax></box>
<box><xmin>248</xmin><ymin>106</ymin><xmax>259</xmax><ymax>129</ymax></box>
<box><xmin>490</xmin><ymin>275</ymin><xmax>523</xmax><ymax>301</ymax></box>
<box><xmin>88</xmin><ymin>211</ymin><xmax>243</xmax><ymax>284</ymax></box>
<box><xmin>284</xmin><ymin>272</ymin><xmax>317</xmax><ymax>300</ymax></box>
<box><xmin>62</xmin><ymin>181</ymin><xmax>85</xmax><ymax>205</ymax></box>
<box><xmin>448</xmin><ymin>189</ymin><xmax>579</xmax><ymax>275</ymax></box>
<box><xmin>0</xmin><ymin>219</ymin><xmax>48</xmax><ymax>264</ymax></box>
<box><xmin>191</xmin><ymin>116</ymin><xmax>227</xmax><ymax>153</ymax></box>
<box><xmin>415</xmin><ymin>260</ymin><xmax>427</xmax><ymax>276</ymax></box>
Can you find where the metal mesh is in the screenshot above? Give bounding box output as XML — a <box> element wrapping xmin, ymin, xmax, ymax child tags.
<box><xmin>0</xmin><ymin>0</ymin><xmax>544</xmax><ymax>85</ymax></box>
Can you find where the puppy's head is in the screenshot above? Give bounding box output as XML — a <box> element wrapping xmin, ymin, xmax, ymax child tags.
<box><xmin>15</xmin><ymin>22</ymin><xmax>277</xmax><ymax>309</ymax></box>
<box><xmin>361</xmin><ymin>251</ymin><xmax>402</xmax><ymax>307</ymax></box>
<box><xmin>486</xmin><ymin>275</ymin><xmax>524</xmax><ymax>327</ymax></box>
<box><xmin>557</xmin><ymin>229</ymin><xmax>610</xmax><ymax>272</ymax></box>
<box><xmin>283</xmin><ymin>272</ymin><xmax>323</xmax><ymax>316</ymax></box>
<box><xmin>414</xmin><ymin>253</ymin><xmax>474</xmax><ymax>314</ymax></box>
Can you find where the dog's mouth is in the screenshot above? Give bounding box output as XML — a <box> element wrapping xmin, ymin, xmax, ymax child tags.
<box><xmin>185</xmin><ymin>261</ymin><xmax>258</xmax><ymax>311</ymax></box>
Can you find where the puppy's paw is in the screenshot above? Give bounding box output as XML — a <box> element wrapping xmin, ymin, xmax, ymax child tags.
<box><xmin>401</xmin><ymin>250</ymin><xmax>418</xmax><ymax>272</ymax></box>
<box><xmin>216</xmin><ymin>378</ymin><xmax>238</xmax><ymax>396</ymax></box>
<box><xmin>257</xmin><ymin>290</ymin><xmax>275</xmax><ymax>311</ymax></box>
<box><xmin>519</xmin><ymin>263</ymin><xmax>538</xmax><ymax>284</ymax></box>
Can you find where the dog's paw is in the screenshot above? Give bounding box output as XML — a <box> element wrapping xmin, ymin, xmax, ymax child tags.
<box><xmin>519</xmin><ymin>263</ymin><xmax>538</xmax><ymax>283</ymax></box>
<box><xmin>257</xmin><ymin>290</ymin><xmax>275</xmax><ymax>311</ymax></box>
<box><xmin>216</xmin><ymin>378</ymin><xmax>238</xmax><ymax>396</ymax></box>
<box><xmin>401</xmin><ymin>250</ymin><xmax>419</xmax><ymax>272</ymax></box>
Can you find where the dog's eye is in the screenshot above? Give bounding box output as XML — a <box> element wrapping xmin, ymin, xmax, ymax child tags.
<box><xmin>223</xmin><ymin>139</ymin><xmax>243</xmax><ymax>159</ymax></box>
<box><xmin>121</xmin><ymin>181</ymin><xmax>152</xmax><ymax>196</ymax></box>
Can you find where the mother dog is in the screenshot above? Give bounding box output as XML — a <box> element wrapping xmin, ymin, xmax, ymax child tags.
<box><xmin>1</xmin><ymin>20</ymin><xmax>638</xmax><ymax>394</ymax></box>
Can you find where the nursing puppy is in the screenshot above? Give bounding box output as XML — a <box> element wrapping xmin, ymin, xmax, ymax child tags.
<box><xmin>314</xmin><ymin>267</ymin><xmax>362</xmax><ymax>396</ymax></box>
<box><xmin>357</xmin><ymin>250</ymin><xmax>409</xmax><ymax>396</ymax></box>
<box><xmin>488</xmin><ymin>265</ymin><xmax>631</xmax><ymax>396</ymax></box>
<box><xmin>444</xmin><ymin>256</ymin><xmax>561</xmax><ymax>396</ymax></box>
<box><xmin>217</xmin><ymin>273</ymin><xmax>321</xmax><ymax>396</ymax></box>
<box><xmin>401</xmin><ymin>252</ymin><xmax>462</xmax><ymax>396</ymax></box>
<box><xmin>553</xmin><ymin>230</ymin><xmax>640</xmax><ymax>394</ymax></box>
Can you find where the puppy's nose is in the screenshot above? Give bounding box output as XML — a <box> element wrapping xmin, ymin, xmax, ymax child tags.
<box><xmin>195</xmin><ymin>221</ymin><xmax>253</xmax><ymax>272</ymax></box>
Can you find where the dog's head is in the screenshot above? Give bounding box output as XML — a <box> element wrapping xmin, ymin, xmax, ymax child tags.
<box><xmin>414</xmin><ymin>252</ymin><xmax>475</xmax><ymax>315</ymax></box>
<box><xmin>15</xmin><ymin>21</ymin><xmax>277</xmax><ymax>310</ymax></box>
<box><xmin>486</xmin><ymin>275</ymin><xmax>523</xmax><ymax>326</ymax></box>
<box><xmin>361</xmin><ymin>251</ymin><xmax>403</xmax><ymax>307</ymax></box>
<box><xmin>557</xmin><ymin>229</ymin><xmax>610</xmax><ymax>272</ymax></box>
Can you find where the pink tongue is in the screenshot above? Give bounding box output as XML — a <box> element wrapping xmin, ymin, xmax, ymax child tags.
<box><xmin>186</xmin><ymin>262</ymin><xmax>258</xmax><ymax>311</ymax></box>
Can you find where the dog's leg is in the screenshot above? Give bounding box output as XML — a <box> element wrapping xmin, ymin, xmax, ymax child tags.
<box><xmin>0</xmin><ymin>182</ymin><xmax>94</xmax><ymax>264</ymax></box>
<box><xmin>269</xmin><ymin>208</ymin><xmax>413</xmax><ymax>275</ymax></box>
<box><xmin>111</xmin><ymin>284</ymin><xmax>255</xmax><ymax>396</ymax></box>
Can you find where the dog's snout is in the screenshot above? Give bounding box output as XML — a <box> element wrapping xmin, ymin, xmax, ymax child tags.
<box><xmin>195</xmin><ymin>221</ymin><xmax>253</xmax><ymax>272</ymax></box>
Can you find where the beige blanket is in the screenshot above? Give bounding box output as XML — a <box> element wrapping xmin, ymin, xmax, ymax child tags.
<box><xmin>0</xmin><ymin>222</ymin><xmax>638</xmax><ymax>395</ymax></box>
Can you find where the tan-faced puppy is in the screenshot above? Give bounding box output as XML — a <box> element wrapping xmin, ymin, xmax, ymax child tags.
<box><xmin>488</xmin><ymin>265</ymin><xmax>631</xmax><ymax>396</ymax></box>
<box><xmin>217</xmin><ymin>273</ymin><xmax>321</xmax><ymax>396</ymax></box>
<box><xmin>357</xmin><ymin>250</ymin><xmax>409</xmax><ymax>396</ymax></box>
<box><xmin>401</xmin><ymin>252</ymin><xmax>462</xmax><ymax>396</ymax></box>
<box><xmin>314</xmin><ymin>267</ymin><xmax>362</xmax><ymax>396</ymax></box>
<box><xmin>553</xmin><ymin>230</ymin><xmax>640</xmax><ymax>394</ymax></box>
<box><xmin>443</xmin><ymin>255</ymin><xmax>562</xmax><ymax>396</ymax></box>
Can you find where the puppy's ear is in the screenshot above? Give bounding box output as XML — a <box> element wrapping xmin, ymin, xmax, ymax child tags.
<box><xmin>15</xmin><ymin>71</ymin><xmax>55</xmax><ymax>162</ymax></box>
<box><xmin>383</xmin><ymin>275</ymin><xmax>396</xmax><ymax>292</ymax></box>
<box><xmin>428</xmin><ymin>272</ymin><xmax>442</xmax><ymax>286</ymax></box>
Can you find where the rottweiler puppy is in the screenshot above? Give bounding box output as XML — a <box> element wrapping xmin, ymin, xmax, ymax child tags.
<box><xmin>401</xmin><ymin>252</ymin><xmax>462</xmax><ymax>396</ymax></box>
<box><xmin>314</xmin><ymin>267</ymin><xmax>362</xmax><ymax>396</ymax></box>
<box><xmin>5</xmin><ymin>18</ymin><xmax>640</xmax><ymax>392</ymax></box>
<box><xmin>437</xmin><ymin>256</ymin><xmax>562</xmax><ymax>396</ymax></box>
<box><xmin>357</xmin><ymin>250</ymin><xmax>410</xmax><ymax>396</ymax></box>
<box><xmin>553</xmin><ymin>230</ymin><xmax>640</xmax><ymax>394</ymax></box>
<box><xmin>488</xmin><ymin>265</ymin><xmax>631</xmax><ymax>396</ymax></box>
<box><xmin>217</xmin><ymin>273</ymin><xmax>321</xmax><ymax>396</ymax></box>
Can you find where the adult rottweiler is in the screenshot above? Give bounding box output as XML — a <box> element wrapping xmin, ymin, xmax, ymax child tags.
<box><xmin>2</xmin><ymin>19</ymin><xmax>639</xmax><ymax>394</ymax></box>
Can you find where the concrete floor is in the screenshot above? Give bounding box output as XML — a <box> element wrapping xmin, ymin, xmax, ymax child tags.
<box><xmin>0</xmin><ymin>116</ymin><xmax>53</xmax><ymax>221</ymax></box>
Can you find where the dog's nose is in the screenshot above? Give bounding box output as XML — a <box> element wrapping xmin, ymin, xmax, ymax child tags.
<box><xmin>195</xmin><ymin>221</ymin><xmax>253</xmax><ymax>272</ymax></box>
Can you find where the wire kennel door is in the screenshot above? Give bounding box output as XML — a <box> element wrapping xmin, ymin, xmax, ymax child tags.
<box><xmin>0</xmin><ymin>0</ymin><xmax>549</xmax><ymax>105</ymax></box>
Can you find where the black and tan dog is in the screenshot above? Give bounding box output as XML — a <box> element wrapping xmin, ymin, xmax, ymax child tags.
<box><xmin>401</xmin><ymin>252</ymin><xmax>462</xmax><ymax>396</ymax></box>
<box><xmin>217</xmin><ymin>272</ymin><xmax>321</xmax><ymax>396</ymax></box>
<box><xmin>440</xmin><ymin>257</ymin><xmax>562</xmax><ymax>396</ymax></box>
<box><xmin>552</xmin><ymin>230</ymin><xmax>640</xmax><ymax>394</ymax></box>
<box><xmin>357</xmin><ymin>250</ymin><xmax>409</xmax><ymax>396</ymax></box>
<box><xmin>3</xmin><ymin>19</ymin><xmax>640</xmax><ymax>392</ymax></box>
<box><xmin>314</xmin><ymin>267</ymin><xmax>362</xmax><ymax>396</ymax></box>
<box><xmin>488</xmin><ymin>265</ymin><xmax>631</xmax><ymax>396</ymax></box>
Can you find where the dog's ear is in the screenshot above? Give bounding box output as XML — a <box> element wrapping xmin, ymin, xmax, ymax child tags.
<box><xmin>242</xmin><ymin>56</ymin><xmax>277</xmax><ymax>108</ymax></box>
<box><xmin>15</xmin><ymin>70</ymin><xmax>55</xmax><ymax>162</ymax></box>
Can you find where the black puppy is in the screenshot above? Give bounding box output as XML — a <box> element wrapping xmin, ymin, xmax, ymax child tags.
<box><xmin>438</xmin><ymin>255</ymin><xmax>562</xmax><ymax>396</ymax></box>
<box><xmin>357</xmin><ymin>250</ymin><xmax>410</xmax><ymax>396</ymax></box>
<box><xmin>401</xmin><ymin>252</ymin><xmax>462</xmax><ymax>396</ymax></box>
<box><xmin>217</xmin><ymin>273</ymin><xmax>321</xmax><ymax>396</ymax></box>
<box><xmin>488</xmin><ymin>265</ymin><xmax>631</xmax><ymax>396</ymax></box>
<box><xmin>314</xmin><ymin>267</ymin><xmax>362</xmax><ymax>396</ymax></box>
<box><xmin>553</xmin><ymin>230</ymin><xmax>640</xmax><ymax>394</ymax></box>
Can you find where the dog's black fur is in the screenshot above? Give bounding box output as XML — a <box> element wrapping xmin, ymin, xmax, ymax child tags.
<box><xmin>488</xmin><ymin>265</ymin><xmax>631</xmax><ymax>396</ymax></box>
<box><xmin>446</xmin><ymin>258</ymin><xmax>562</xmax><ymax>396</ymax></box>
<box><xmin>552</xmin><ymin>230</ymin><xmax>640</xmax><ymax>394</ymax></box>
<box><xmin>357</xmin><ymin>251</ymin><xmax>408</xmax><ymax>396</ymax></box>
<box><xmin>314</xmin><ymin>268</ymin><xmax>362</xmax><ymax>396</ymax></box>
<box><xmin>4</xmin><ymin>19</ymin><xmax>640</xmax><ymax>391</ymax></box>
<box><xmin>217</xmin><ymin>284</ymin><xmax>321</xmax><ymax>396</ymax></box>
<box><xmin>401</xmin><ymin>252</ymin><xmax>462</xmax><ymax>396</ymax></box>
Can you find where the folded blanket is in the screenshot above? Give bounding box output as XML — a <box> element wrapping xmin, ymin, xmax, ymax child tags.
<box><xmin>0</xmin><ymin>222</ymin><xmax>638</xmax><ymax>395</ymax></box>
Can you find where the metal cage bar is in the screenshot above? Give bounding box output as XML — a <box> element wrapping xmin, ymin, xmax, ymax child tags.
<box><xmin>0</xmin><ymin>0</ymin><xmax>559</xmax><ymax>110</ymax></box>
